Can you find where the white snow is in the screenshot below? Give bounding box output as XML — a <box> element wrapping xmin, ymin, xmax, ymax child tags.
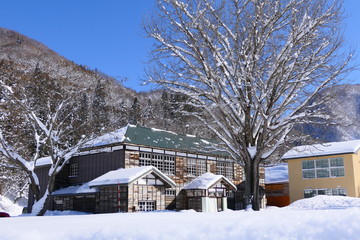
<box><xmin>52</xmin><ymin>183</ymin><xmax>98</xmax><ymax>195</ymax></box>
<box><xmin>84</xmin><ymin>125</ymin><xmax>128</xmax><ymax>148</ymax></box>
<box><xmin>34</xmin><ymin>156</ymin><xmax>52</xmax><ymax>167</ymax></box>
<box><xmin>2</xmin><ymin>195</ymin><xmax>360</xmax><ymax>239</ymax></box>
<box><xmin>288</xmin><ymin>195</ymin><xmax>360</xmax><ymax>210</ymax></box>
<box><xmin>88</xmin><ymin>166</ymin><xmax>176</xmax><ymax>187</ymax></box>
<box><xmin>151</xmin><ymin>127</ymin><xmax>177</xmax><ymax>135</ymax></box>
<box><xmin>184</xmin><ymin>172</ymin><xmax>236</xmax><ymax>190</ymax></box>
<box><xmin>0</xmin><ymin>195</ymin><xmax>23</xmax><ymax>216</ymax></box>
<box><xmin>265</xmin><ymin>163</ymin><xmax>288</xmax><ymax>184</ymax></box>
<box><xmin>283</xmin><ymin>140</ymin><xmax>360</xmax><ymax>159</ymax></box>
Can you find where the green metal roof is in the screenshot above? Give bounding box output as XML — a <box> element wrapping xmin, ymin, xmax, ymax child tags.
<box><xmin>124</xmin><ymin>125</ymin><xmax>228</xmax><ymax>157</ymax></box>
<box><xmin>86</xmin><ymin>124</ymin><xmax>229</xmax><ymax>157</ymax></box>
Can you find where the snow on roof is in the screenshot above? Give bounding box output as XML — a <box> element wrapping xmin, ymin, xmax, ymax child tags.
<box><xmin>84</xmin><ymin>125</ymin><xmax>129</xmax><ymax>148</ymax></box>
<box><xmin>52</xmin><ymin>183</ymin><xmax>98</xmax><ymax>196</ymax></box>
<box><xmin>282</xmin><ymin>140</ymin><xmax>360</xmax><ymax>159</ymax></box>
<box><xmin>88</xmin><ymin>166</ymin><xmax>176</xmax><ymax>187</ymax></box>
<box><xmin>265</xmin><ymin>163</ymin><xmax>288</xmax><ymax>184</ymax></box>
<box><xmin>34</xmin><ymin>156</ymin><xmax>52</xmax><ymax>167</ymax></box>
<box><xmin>184</xmin><ymin>172</ymin><xmax>236</xmax><ymax>190</ymax></box>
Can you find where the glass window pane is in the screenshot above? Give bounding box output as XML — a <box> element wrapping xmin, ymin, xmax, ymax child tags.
<box><xmin>303</xmin><ymin>170</ymin><xmax>315</xmax><ymax>179</ymax></box>
<box><xmin>316</xmin><ymin>169</ymin><xmax>330</xmax><ymax>178</ymax></box>
<box><xmin>332</xmin><ymin>188</ymin><xmax>347</xmax><ymax>196</ymax></box>
<box><xmin>304</xmin><ymin>189</ymin><xmax>316</xmax><ymax>198</ymax></box>
<box><xmin>330</xmin><ymin>158</ymin><xmax>344</xmax><ymax>167</ymax></box>
<box><xmin>315</xmin><ymin>159</ymin><xmax>329</xmax><ymax>168</ymax></box>
<box><xmin>302</xmin><ymin>160</ymin><xmax>315</xmax><ymax>169</ymax></box>
<box><xmin>331</xmin><ymin>168</ymin><xmax>345</xmax><ymax>177</ymax></box>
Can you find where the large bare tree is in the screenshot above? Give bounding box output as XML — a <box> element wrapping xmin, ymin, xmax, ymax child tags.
<box><xmin>0</xmin><ymin>78</ymin><xmax>91</xmax><ymax>216</ymax></box>
<box><xmin>145</xmin><ymin>0</ymin><xmax>353</xmax><ymax>210</ymax></box>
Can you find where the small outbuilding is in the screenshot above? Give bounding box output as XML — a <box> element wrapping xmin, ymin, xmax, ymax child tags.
<box><xmin>183</xmin><ymin>172</ymin><xmax>237</xmax><ymax>212</ymax></box>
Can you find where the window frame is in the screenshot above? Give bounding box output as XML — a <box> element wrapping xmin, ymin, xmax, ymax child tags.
<box><xmin>216</xmin><ymin>161</ymin><xmax>234</xmax><ymax>180</ymax></box>
<box><xmin>139</xmin><ymin>152</ymin><xmax>175</xmax><ymax>175</ymax></box>
<box><xmin>304</xmin><ymin>188</ymin><xmax>347</xmax><ymax>198</ymax></box>
<box><xmin>69</xmin><ymin>163</ymin><xmax>79</xmax><ymax>177</ymax></box>
<box><xmin>302</xmin><ymin>157</ymin><xmax>345</xmax><ymax>179</ymax></box>
<box><xmin>138</xmin><ymin>201</ymin><xmax>156</xmax><ymax>211</ymax></box>
<box><xmin>186</xmin><ymin>158</ymin><xmax>207</xmax><ymax>177</ymax></box>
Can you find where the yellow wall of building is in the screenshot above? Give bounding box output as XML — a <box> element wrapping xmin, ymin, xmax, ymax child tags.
<box><xmin>287</xmin><ymin>152</ymin><xmax>360</xmax><ymax>203</ymax></box>
<box><xmin>351</xmin><ymin>152</ymin><xmax>360</xmax><ymax>197</ymax></box>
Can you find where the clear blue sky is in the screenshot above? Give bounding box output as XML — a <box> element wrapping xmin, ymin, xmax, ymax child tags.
<box><xmin>0</xmin><ymin>0</ymin><xmax>359</xmax><ymax>92</ymax></box>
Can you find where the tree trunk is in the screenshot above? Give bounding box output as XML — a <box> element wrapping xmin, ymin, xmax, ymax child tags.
<box><xmin>28</xmin><ymin>173</ymin><xmax>41</xmax><ymax>202</ymax></box>
<box><xmin>244</xmin><ymin>160</ymin><xmax>261</xmax><ymax>210</ymax></box>
<box><xmin>35</xmin><ymin>174</ymin><xmax>56</xmax><ymax>216</ymax></box>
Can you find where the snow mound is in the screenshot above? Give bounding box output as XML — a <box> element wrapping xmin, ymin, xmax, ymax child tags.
<box><xmin>288</xmin><ymin>195</ymin><xmax>360</xmax><ymax>210</ymax></box>
<box><xmin>0</xmin><ymin>195</ymin><xmax>24</xmax><ymax>216</ymax></box>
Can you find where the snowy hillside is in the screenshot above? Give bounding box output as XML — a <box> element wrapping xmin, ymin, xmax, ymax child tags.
<box><xmin>301</xmin><ymin>84</ymin><xmax>360</xmax><ymax>142</ymax></box>
<box><xmin>1</xmin><ymin>195</ymin><xmax>360</xmax><ymax>240</ymax></box>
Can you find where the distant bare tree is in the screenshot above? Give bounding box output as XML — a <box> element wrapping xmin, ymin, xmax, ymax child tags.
<box><xmin>145</xmin><ymin>0</ymin><xmax>353</xmax><ymax>210</ymax></box>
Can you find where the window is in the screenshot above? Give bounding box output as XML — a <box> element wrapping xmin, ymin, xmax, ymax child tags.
<box><xmin>188</xmin><ymin>198</ymin><xmax>202</xmax><ymax>212</ymax></box>
<box><xmin>139</xmin><ymin>152</ymin><xmax>175</xmax><ymax>175</ymax></box>
<box><xmin>302</xmin><ymin>158</ymin><xmax>344</xmax><ymax>179</ymax></box>
<box><xmin>216</xmin><ymin>161</ymin><xmax>233</xmax><ymax>179</ymax></box>
<box><xmin>165</xmin><ymin>189</ymin><xmax>176</xmax><ymax>196</ymax></box>
<box><xmin>304</xmin><ymin>188</ymin><xmax>347</xmax><ymax>198</ymax></box>
<box><xmin>186</xmin><ymin>158</ymin><xmax>206</xmax><ymax>177</ymax></box>
<box><xmin>138</xmin><ymin>201</ymin><xmax>155</xmax><ymax>211</ymax></box>
<box><xmin>69</xmin><ymin>163</ymin><xmax>78</xmax><ymax>177</ymax></box>
<box><xmin>187</xmin><ymin>159</ymin><xmax>197</xmax><ymax>176</ymax></box>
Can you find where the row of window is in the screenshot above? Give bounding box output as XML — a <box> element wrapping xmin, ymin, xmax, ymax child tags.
<box><xmin>304</xmin><ymin>188</ymin><xmax>347</xmax><ymax>198</ymax></box>
<box><xmin>139</xmin><ymin>152</ymin><xmax>176</xmax><ymax>175</ymax></box>
<box><xmin>302</xmin><ymin>158</ymin><xmax>345</xmax><ymax>179</ymax></box>
<box><xmin>139</xmin><ymin>152</ymin><xmax>234</xmax><ymax>179</ymax></box>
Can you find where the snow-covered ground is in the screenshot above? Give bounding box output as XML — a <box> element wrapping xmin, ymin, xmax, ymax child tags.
<box><xmin>1</xmin><ymin>195</ymin><xmax>360</xmax><ymax>240</ymax></box>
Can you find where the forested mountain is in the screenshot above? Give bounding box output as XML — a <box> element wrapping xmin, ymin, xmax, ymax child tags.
<box><xmin>0</xmin><ymin>27</ymin><xmax>204</xmax><ymax>136</ymax></box>
<box><xmin>0</xmin><ymin>27</ymin><xmax>207</xmax><ymax>200</ymax></box>
<box><xmin>299</xmin><ymin>84</ymin><xmax>360</xmax><ymax>142</ymax></box>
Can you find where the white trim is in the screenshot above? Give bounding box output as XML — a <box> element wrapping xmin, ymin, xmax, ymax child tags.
<box><xmin>140</xmin><ymin>147</ymin><xmax>152</xmax><ymax>152</ymax></box>
<box><xmin>126</xmin><ymin>145</ymin><xmax>139</xmax><ymax>150</ymax></box>
<box><xmin>153</xmin><ymin>149</ymin><xmax>164</xmax><ymax>154</ymax></box>
<box><xmin>177</xmin><ymin>152</ymin><xmax>187</xmax><ymax>157</ymax></box>
<box><xmin>165</xmin><ymin>150</ymin><xmax>176</xmax><ymax>155</ymax></box>
<box><xmin>112</xmin><ymin>145</ymin><xmax>123</xmax><ymax>151</ymax></box>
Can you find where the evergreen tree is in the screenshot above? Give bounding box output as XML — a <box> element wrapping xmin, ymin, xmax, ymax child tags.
<box><xmin>91</xmin><ymin>78</ymin><xmax>109</xmax><ymax>131</ymax></box>
<box><xmin>129</xmin><ymin>97</ymin><xmax>142</xmax><ymax>125</ymax></box>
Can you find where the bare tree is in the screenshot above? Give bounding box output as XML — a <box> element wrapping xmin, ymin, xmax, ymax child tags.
<box><xmin>145</xmin><ymin>0</ymin><xmax>353</xmax><ymax>210</ymax></box>
<box><xmin>0</xmin><ymin>81</ymin><xmax>91</xmax><ymax>216</ymax></box>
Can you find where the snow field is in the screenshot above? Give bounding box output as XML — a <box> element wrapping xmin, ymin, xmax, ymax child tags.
<box><xmin>1</xmin><ymin>196</ymin><xmax>360</xmax><ymax>240</ymax></box>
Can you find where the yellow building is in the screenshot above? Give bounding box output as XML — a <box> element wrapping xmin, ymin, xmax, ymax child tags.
<box><xmin>284</xmin><ymin>140</ymin><xmax>360</xmax><ymax>203</ymax></box>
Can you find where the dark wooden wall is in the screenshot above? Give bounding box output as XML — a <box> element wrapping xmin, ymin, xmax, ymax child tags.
<box><xmin>69</xmin><ymin>150</ymin><xmax>125</xmax><ymax>185</ymax></box>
